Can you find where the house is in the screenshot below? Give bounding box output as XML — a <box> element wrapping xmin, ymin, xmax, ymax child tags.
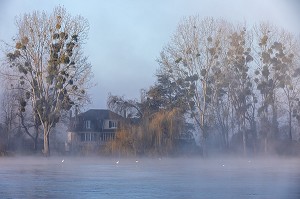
<box><xmin>66</xmin><ymin>109</ymin><xmax>124</xmax><ymax>153</ymax></box>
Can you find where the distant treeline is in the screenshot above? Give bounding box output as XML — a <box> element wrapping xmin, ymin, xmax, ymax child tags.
<box><xmin>105</xmin><ymin>17</ymin><xmax>300</xmax><ymax>157</ymax></box>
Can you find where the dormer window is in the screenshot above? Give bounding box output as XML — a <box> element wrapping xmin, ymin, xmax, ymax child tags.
<box><xmin>84</xmin><ymin>120</ymin><xmax>91</xmax><ymax>129</ymax></box>
<box><xmin>108</xmin><ymin>120</ymin><xmax>117</xmax><ymax>129</ymax></box>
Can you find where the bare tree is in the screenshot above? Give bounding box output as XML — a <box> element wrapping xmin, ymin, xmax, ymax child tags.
<box><xmin>253</xmin><ymin>23</ymin><xmax>300</xmax><ymax>152</ymax></box>
<box><xmin>277</xmin><ymin>32</ymin><xmax>300</xmax><ymax>141</ymax></box>
<box><xmin>157</xmin><ymin>17</ymin><xmax>230</xmax><ymax>155</ymax></box>
<box><xmin>225</xmin><ymin>27</ymin><xmax>256</xmax><ymax>155</ymax></box>
<box><xmin>2</xmin><ymin>6</ymin><xmax>92</xmax><ymax>156</ymax></box>
<box><xmin>0</xmin><ymin>87</ymin><xmax>19</xmax><ymax>151</ymax></box>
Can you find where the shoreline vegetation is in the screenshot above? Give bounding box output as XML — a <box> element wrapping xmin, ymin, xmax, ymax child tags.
<box><xmin>1</xmin><ymin>138</ymin><xmax>300</xmax><ymax>158</ymax></box>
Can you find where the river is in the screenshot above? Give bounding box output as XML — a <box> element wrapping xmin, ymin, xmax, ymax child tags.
<box><xmin>0</xmin><ymin>157</ymin><xmax>299</xmax><ymax>199</ymax></box>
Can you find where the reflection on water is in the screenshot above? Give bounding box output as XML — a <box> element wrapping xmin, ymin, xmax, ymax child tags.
<box><xmin>0</xmin><ymin>157</ymin><xmax>299</xmax><ymax>199</ymax></box>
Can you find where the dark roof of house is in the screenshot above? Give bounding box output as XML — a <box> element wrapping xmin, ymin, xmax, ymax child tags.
<box><xmin>76</xmin><ymin>109</ymin><xmax>124</xmax><ymax>120</ymax></box>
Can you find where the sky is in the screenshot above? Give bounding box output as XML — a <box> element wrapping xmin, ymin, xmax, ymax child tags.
<box><xmin>0</xmin><ymin>0</ymin><xmax>299</xmax><ymax>110</ymax></box>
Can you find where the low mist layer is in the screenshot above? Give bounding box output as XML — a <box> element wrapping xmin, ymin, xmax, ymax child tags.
<box><xmin>0</xmin><ymin>156</ymin><xmax>299</xmax><ymax>198</ymax></box>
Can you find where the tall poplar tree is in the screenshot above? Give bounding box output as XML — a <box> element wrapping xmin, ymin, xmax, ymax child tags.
<box><xmin>3</xmin><ymin>6</ymin><xmax>92</xmax><ymax>156</ymax></box>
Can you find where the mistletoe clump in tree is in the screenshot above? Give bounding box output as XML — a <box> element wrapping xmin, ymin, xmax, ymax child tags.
<box><xmin>4</xmin><ymin>6</ymin><xmax>92</xmax><ymax>156</ymax></box>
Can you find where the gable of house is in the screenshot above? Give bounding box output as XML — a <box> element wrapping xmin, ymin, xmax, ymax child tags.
<box><xmin>66</xmin><ymin>109</ymin><xmax>124</xmax><ymax>153</ymax></box>
<box><xmin>69</xmin><ymin>109</ymin><xmax>123</xmax><ymax>132</ymax></box>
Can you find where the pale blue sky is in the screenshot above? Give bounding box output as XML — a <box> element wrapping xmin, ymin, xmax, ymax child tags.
<box><xmin>0</xmin><ymin>0</ymin><xmax>299</xmax><ymax>109</ymax></box>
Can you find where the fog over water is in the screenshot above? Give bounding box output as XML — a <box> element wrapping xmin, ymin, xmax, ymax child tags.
<box><xmin>0</xmin><ymin>157</ymin><xmax>299</xmax><ymax>199</ymax></box>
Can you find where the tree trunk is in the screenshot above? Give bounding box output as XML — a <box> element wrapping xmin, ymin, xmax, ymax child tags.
<box><xmin>202</xmin><ymin>136</ymin><xmax>207</xmax><ymax>157</ymax></box>
<box><xmin>264</xmin><ymin>137</ymin><xmax>267</xmax><ymax>154</ymax></box>
<box><xmin>43</xmin><ymin>133</ymin><xmax>50</xmax><ymax>156</ymax></box>
<box><xmin>201</xmin><ymin>127</ymin><xmax>208</xmax><ymax>157</ymax></box>
<box><xmin>250</xmin><ymin>119</ymin><xmax>257</xmax><ymax>154</ymax></box>
<box><xmin>242</xmin><ymin>129</ymin><xmax>246</xmax><ymax>156</ymax></box>
<box><xmin>200</xmin><ymin>106</ymin><xmax>208</xmax><ymax>157</ymax></box>
<box><xmin>288</xmin><ymin>109</ymin><xmax>293</xmax><ymax>141</ymax></box>
<box><xmin>33</xmin><ymin>126</ymin><xmax>39</xmax><ymax>151</ymax></box>
<box><xmin>225</xmin><ymin>128</ymin><xmax>229</xmax><ymax>149</ymax></box>
<box><xmin>43</xmin><ymin>123</ymin><xmax>50</xmax><ymax>156</ymax></box>
<box><xmin>242</xmin><ymin>124</ymin><xmax>247</xmax><ymax>156</ymax></box>
<box><xmin>33</xmin><ymin>138</ymin><xmax>37</xmax><ymax>151</ymax></box>
<box><xmin>271</xmin><ymin>102</ymin><xmax>279</xmax><ymax>139</ymax></box>
<box><xmin>239</xmin><ymin>115</ymin><xmax>247</xmax><ymax>156</ymax></box>
<box><xmin>221</xmin><ymin>125</ymin><xmax>229</xmax><ymax>151</ymax></box>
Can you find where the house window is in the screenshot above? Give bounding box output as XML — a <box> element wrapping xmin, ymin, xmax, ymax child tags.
<box><xmin>102</xmin><ymin>133</ymin><xmax>115</xmax><ymax>141</ymax></box>
<box><xmin>80</xmin><ymin>133</ymin><xmax>96</xmax><ymax>142</ymax></box>
<box><xmin>81</xmin><ymin>133</ymin><xmax>86</xmax><ymax>141</ymax></box>
<box><xmin>109</xmin><ymin>121</ymin><xmax>117</xmax><ymax>129</ymax></box>
<box><xmin>91</xmin><ymin>133</ymin><xmax>95</xmax><ymax>141</ymax></box>
<box><xmin>84</xmin><ymin>120</ymin><xmax>91</xmax><ymax>129</ymax></box>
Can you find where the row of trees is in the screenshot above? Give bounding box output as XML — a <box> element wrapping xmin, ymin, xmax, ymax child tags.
<box><xmin>107</xmin><ymin>17</ymin><xmax>300</xmax><ymax>156</ymax></box>
<box><xmin>0</xmin><ymin>6</ymin><xmax>92</xmax><ymax>156</ymax></box>
<box><xmin>1</xmin><ymin>8</ymin><xmax>299</xmax><ymax>156</ymax></box>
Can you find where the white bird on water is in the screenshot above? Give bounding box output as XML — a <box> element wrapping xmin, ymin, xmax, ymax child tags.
<box><xmin>62</xmin><ymin>159</ymin><xmax>64</xmax><ymax>163</ymax></box>
<box><xmin>116</xmin><ymin>160</ymin><xmax>119</xmax><ymax>164</ymax></box>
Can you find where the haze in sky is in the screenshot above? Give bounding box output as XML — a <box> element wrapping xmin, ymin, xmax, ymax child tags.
<box><xmin>0</xmin><ymin>0</ymin><xmax>299</xmax><ymax>110</ymax></box>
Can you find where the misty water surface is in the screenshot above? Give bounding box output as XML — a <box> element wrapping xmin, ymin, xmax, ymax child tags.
<box><xmin>0</xmin><ymin>157</ymin><xmax>299</xmax><ymax>199</ymax></box>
